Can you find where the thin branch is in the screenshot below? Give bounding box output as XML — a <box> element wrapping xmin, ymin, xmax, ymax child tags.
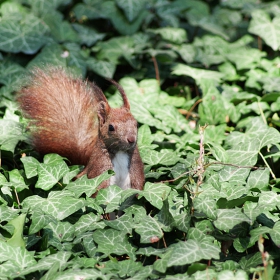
<box><xmin>207</xmin><ymin>162</ymin><xmax>265</xmax><ymax>170</ymax></box>
<box><xmin>257</xmin><ymin>36</ymin><xmax>262</xmax><ymax>51</ymax></box>
<box><xmin>160</xmin><ymin>170</ymin><xmax>191</xmax><ymax>183</ymax></box>
<box><xmin>186</xmin><ymin>99</ymin><xmax>203</xmax><ymax>120</ymax></box>
<box><xmin>196</xmin><ymin>125</ymin><xmax>207</xmax><ymax>194</ymax></box>
<box><xmin>259</xmin><ymin>151</ymin><xmax>276</xmax><ymax>180</ymax></box>
<box><xmin>14</xmin><ymin>189</ymin><xmax>20</xmax><ymax>207</ymax></box>
<box><xmin>162</xmin><ymin>235</ymin><xmax>167</xmax><ymax>248</ymax></box>
<box><xmin>257</xmin><ymin>101</ymin><xmax>267</xmax><ymax>125</ymax></box>
<box><xmin>151</xmin><ymin>56</ymin><xmax>160</xmax><ymax>84</ymax></box>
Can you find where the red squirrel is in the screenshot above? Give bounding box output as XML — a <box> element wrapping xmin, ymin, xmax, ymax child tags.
<box><xmin>18</xmin><ymin>67</ymin><xmax>144</xmax><ymax>191</ymax></box>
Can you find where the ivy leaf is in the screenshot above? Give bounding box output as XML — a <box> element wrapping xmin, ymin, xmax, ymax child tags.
<box><xmin>249</xmin><ymin>10</ymin><xmax>280</xmax><ymax>51</ymax></box>
<box><xmin>166</xmin><ymin>239</ymin><xmax>220</xmax><ymax>266</ymax></box>
<box><xmin>214</xmin><ymin>209</ymin><xmax>251</xmax><ymax>231</ymax></box>
<box><xmin>87</xmin><ymin>57</ymin><xmax>116</xmax><ymax>78</ymax></box>
<box><xmin>257</xmin><ymin>191</ymin><xmax>280</xmax><ymax>211</ymax></box>
<box><xmin>149</xmin><ymin>104</ymin><xmax>189</xmax><ymax>133</ymax></box>
<box><xmin>72</xmin><ymin>3</ymin><xmax>102</xmax><ymax>20</ymax></box>
<box><xmin>0</xmin><ymin>15</ymin><xmax>49</xmax><ymax>54</ymax></box>
<box><xmin>135</xmin><ymin>215</ymin><xmax>163</xmax><ymax>243</ymax></box>
<box><xmin>116</xmin><ymin>0</ymin><xmax>146</xmax><ymax>22</ymax></box>
<box><xmin>15</xmin><ymin>251</ymin><xmax>72</xmax><ymax>277</ymax></box>
<box><xmin>72</xmin><ymin>24</ymin><xmax>105</xmax><ymax>47</ymax></box>
<box><xmin>74</xmin><ymin>213</ymin><xmax>104</xmax><ymax>236</ymax></box>
<box><xmin>247</xmin><ymin>168</ymin><xmax>269</xmax><ymax>190</ymax></box>
<box><xmin>0</xmin><ymin>241</ymin><xmax>36</xmax><ymax>271</ymax></box>
<box><xmin>45</xmin><ymin>221</ymin><xmax>75</xmax><ymax>242</ymax></box>
<box><xmin>8</xmin><ymin>169</ymin><xmax>28</xmax><ymax>192</ymax></box>
<box><xmin>22</xmin><ymin>191</ymin><xmax>86</xmax><ymax>220</ymax></box>
<box><xmin>66</xmin><ymin>171</ymin><xmax>113</xmax><ymax>198</ymax></box>
<box><xmin>217</xmin><ymin>270</ymin><xmax>250</xmax><ymax>280</ymax></box>
<box><xmin>92</xmin><ymin>228</ymin><xmax>136</xmax><ymax>259</ymax></box>
<box><xmin>101</xmin><ymin>1</ymin><xmax>148</xmax><ymax>35</ymax></box>
<box><xmin>104</xmin><ymin>212</ymin><xmax>134</xmax><ymax>234</ymax></box>
<box><xmin>150</xmin><ymin>27</ymin><xmax>188</xmax><ymax>44</ymax></box>
<box><xmin>96</xmin><ymin>36</ymin><xmax>137</xmax><ymax>68</ymax></box>
<box><xmin>172</xmin><ymin>63</ymin><xmax>224</xmax><ymax>85</ymax></box>
<box><xmin>6</xmin><ymin>214</ymin><xmax>26</xmax><ymax>248</ymax></box>
<box><xmin>193</xmin><ymin>197</ymin><xmax>217</xmax><ymax>220</ymax></box>
<box><xmin>226</xmin><ymin>47</ymin><xmax>266</xmax><ymax>70</ymax></box>
<box><xmin>0</xmin><ymin>60</ymin><xmax>25</xmax><ymax>88</ymax></box>
<box><xmin>105</xmin><ymin>259</ymin><xmax>143</xmax><ymax>278</ymax></box>
<box><xmin>21</xmin><ymin>156</ymin><xmax>40</xmax><ymax>179</ymax></box>
<box><xmin>141</xmin><ymin>150</ymin><xmax>180</xmax><ymax>167</ymax></box>
<box><xmin>35</xmin><ymin>160</ymin><xmax>69</xmax><ymax>191</ymax></box>
<box><xmin>0</xmin><ymin>120</ymin><xmax>27</xmax><ymax>153</ymax></box>
<box><xmin>172</xmin><ymin>43</ymin><xmax>196</xmax><ymax>63</ymax></box>
<box><xmin>141</xmin><ymin>182</ymin><xmax>171</xmax><ymax>209</ymax></box>
<box><xmin>198</xmin><ymin>85</ymin><xmax>228</xmax><ymax>124</ymax></box>
<box><xmin>95</xmin><ymin>185</ymin><xmax>123</xmax><ymax>212</ymax></box>
<box><xmin>28</xmin><ymin>209</ymin><xmax>57</xmax><ymax>235</ymax></box>
<box><xmin>42</xmin><ymin>11</ymin><xmax>78</xmax><ymax>43</ymax></box>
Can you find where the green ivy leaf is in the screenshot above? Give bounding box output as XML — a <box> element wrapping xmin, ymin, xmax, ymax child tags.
<box><xmin>74</xmin><ymin>213</ymin><xmax>104</xmax><ymax>236</ymax></box>
<box><xmin>135</xmin><ymin>215</ymin><xmax>163</xmax><ymax>243</ymax></box>
<box><xmin>92</xmin><ymin>228</ymin><xmax>136</xmax><ymax>259</ymax></box>
<box><xmin>87</xmin><ymin>57</ymin><xmax>116</xmax><ymax>78</ymax></box>
<box><xmin>166</xmin><ymin>239</ymin><xmax>220</xmax><ymax>266</ymax></box>
<box><xmin>35</xmin><ymin>160</ymin><xmax>69</xmax><ymax>191</ymax></box>
<box><xmin>249</xmin><ymin>10</ymin><xmax>280</xmax><ymax>51</ymax></box>
<box><xmin>22</xmin><ymin>191</ymin><xmax>86</xmax><ymax>220</ymax></box>
<box><xmin>172</xmin><ymin>63</ymin><xmax>224</xmax><ymax>85</ymax></box>
<box><xmin>141</xmin><ymin>150</ymin><xmax>180</xmax><ymax>167</ymax></box>
<box><xmin>16</xmin><ymin>251</ymin><xmax>72</xmax><ymax>277</ymax></box>
<box><xmin>7</xmin><ymin>214</ymin><xmax>26</xmax><ymax>248</ymax></box>
<box><xmin>28</xmin><ymin>209</ymin><xmax>56</xmax><ymax>235</ymax></box>
<box><xmin>151</xmin><ymin>27</ymin><xmax>188</xmax><ymax>44</ymax></box>
<box><xmin>116</xmin><ymin>0</ymin><xmax>146</xmax><ymax>22</ymax></box>
<box><xmin>46</xmin><ymin>221</ymin><xmax>75</xmax><ymax>242</ymax></box>
<box><xmin>27</xmin><ymin>44</ymin><xmax>67</xmax><ymax>69</ymax></box>
<box><xmin>95</xmin><ymin>185</ymin><xmax>123</xmax><ymax>212</ymax></box>
<box><xmin>8</xmin><ymin>169</ymin><xmax>28</xmax><ymax>192</ymax></box>
<box><xmin>0</xmin><ymin>241</ymin><xmax>36</xmax><ymax>273</ymax></box>
<box><xmin>66</xmin><ymin>171</ymin><xmax>113</xmax><ymax>198</ymax></box>
<box><xmin>72</xmin><ymin>24</ymin><xmax>105</xmax><ymax>47</ymax></box>
<box><xmin>140</xmin><ymin>182</ymin><xmax>171</xmax><ymax>209</ymax></box>
<box><xmin>104</xmin><ymin>212</ymin><xmax>134</xmax><ymax>234</ymax></box>
<box><xmin>21</xmin><ymin>156</ymin><xmax>40</xmax><ymax>179</ymax></box>
<box><xmin>0</xmin><ymin>15</ymin><xmax>49</xmax><ymax>54</ymax></box>
<box><xmin>193</xmin><ymin>197</ymin><xmax>217</xmax><ymax>220</ymax></box>
<box><xmin>0</xmin><ymin>120</ymin><xmax>27</xmax><ymax>153</ymax></box>
<box><xmin>101</xmin><ymin>1</ymin><xmax>148</xmax><ymax>35</ymax></box>
<box><xmin>214</xmin><ymin>209</ymin><xmax>251</xmax><ymax>231</ymax></box>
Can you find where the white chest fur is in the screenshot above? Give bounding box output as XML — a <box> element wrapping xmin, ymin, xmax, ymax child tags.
<box><xmin>110</xmin><ymin>151</ymin><xmax>131</xmax><ymax>190</ymax></box>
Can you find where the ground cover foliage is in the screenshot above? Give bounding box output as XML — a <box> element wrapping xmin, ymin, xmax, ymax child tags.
<box><xmin>1</xmin><ymin>0</ymin><xmax>280</xmax><ymax>279</ymax></box>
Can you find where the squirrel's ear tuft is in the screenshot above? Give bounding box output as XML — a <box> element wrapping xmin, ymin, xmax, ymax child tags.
<box><xmin>107</xmin><ymin>79</ymin><xmax>130</xmax><ymax>110</ymax></box>
<box><xmin>97</xmin><ymin>101</ymin><xmax>110</xmax><ymax>126</ymax></box>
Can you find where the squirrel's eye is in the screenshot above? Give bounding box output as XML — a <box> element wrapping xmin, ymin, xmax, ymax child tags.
<box><xmin>108</xmin><ymin>124</ymin><xmax>115</xmax><ymax>132</ymax></box>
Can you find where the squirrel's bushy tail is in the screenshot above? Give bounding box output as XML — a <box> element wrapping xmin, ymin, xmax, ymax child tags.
<box><xmin>18</xmin><ymin>67</ymin><xmax>99</xmax><ymax>165</ymax></box>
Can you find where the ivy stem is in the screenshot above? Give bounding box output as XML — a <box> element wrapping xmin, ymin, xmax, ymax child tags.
<box><xmin>186</xmin><ymin>98</ymin><xmax>203</xmax><ymax>120</ymax></box>
<box><xmin>257</xmin><ymin>101</ymin><xmax>267</xmax><ymax>125</ymax></box>
<box><xmin>195</xmin><ymin>125</ymin><xmax>208</xmax><ymax>195</ymax></box>
<box><xmin>14</xmin><ymin>189</ymin><xmax>20</xmax><ymax>207</ymax></box>
<box><xmin>259</xmin><ymin>151</ymin><xmax>276</xmax><ymax>180</ymax></box>
<box><xmin>151</xmin><ymin>56</ymin><xmax>160</xmax><ymax>84</ymax></box>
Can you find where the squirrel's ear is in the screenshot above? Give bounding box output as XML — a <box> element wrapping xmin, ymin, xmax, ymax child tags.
<box><xmin>98</xmin><ymin>101</ymin><xmax>110</xmax><ymax>126</ymax></box>
<box><xmin>107</xmin><ymin>79</ymin><xmax>130</xmax><ymax>110</ymax></box>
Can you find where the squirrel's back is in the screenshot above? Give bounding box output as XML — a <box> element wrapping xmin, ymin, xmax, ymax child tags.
<box><xmin>18</xmin><ymin>68</ymin><xmax>100</xmax><ymax>166</ymax></box>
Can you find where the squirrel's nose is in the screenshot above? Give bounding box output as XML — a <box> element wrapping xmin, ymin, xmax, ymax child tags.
<box><xmin>127</xmin><ymin>136</ymin><xmax>136</xmax><ymax>144</ymax></box>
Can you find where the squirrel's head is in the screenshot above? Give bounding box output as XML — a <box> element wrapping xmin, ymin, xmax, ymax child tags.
<box><xmin>96</xmin><ymin>81</ymin><xmax>138</xmax><ymax>154</ymax></box>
